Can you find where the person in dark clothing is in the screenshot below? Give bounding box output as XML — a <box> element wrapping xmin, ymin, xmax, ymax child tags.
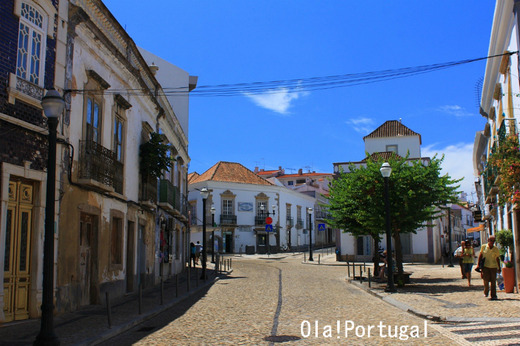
<box><xmin>190</xmin><ymin>242</ymin><xmax>196</xmax><ymax>267</ymax></box>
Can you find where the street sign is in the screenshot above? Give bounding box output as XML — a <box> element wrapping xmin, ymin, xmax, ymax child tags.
<box><xmin>265</xmin><ymin>217</ymin><xmax>273</xmax><ymax>225</ymax></box>
<box><xmin>265</xmin><ymin>224</ymin><xmax>273</xmax><ymax>232</ymax></box>
<box><xmin>318</xmin><ymin>223</ymin><xmax>326</xmax><ymax>232</ymax></box>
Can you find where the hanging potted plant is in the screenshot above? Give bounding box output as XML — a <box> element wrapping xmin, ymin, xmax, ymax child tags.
<box><xmin>495</xmin><ymin>229</ymin><xmax>515</xmax><ymax>293</ymax></box>
<box><xmin>139</xmin><ymin>132</ymin><xmax>173</xmax><ymax>179</ymax></box>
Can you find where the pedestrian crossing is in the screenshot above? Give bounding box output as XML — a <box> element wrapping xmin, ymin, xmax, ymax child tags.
<box><xmin>437</xmin><ymin>320</ymin><xmax>520</xmax><ymax>345</ymax></box>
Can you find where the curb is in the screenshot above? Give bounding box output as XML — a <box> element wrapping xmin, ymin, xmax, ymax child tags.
<box><xmin>347</xmin><ymin>279</ymin><xmax>445</xmax><ymax>322</ymax></box>
<box><xmin>82</xmin><ymin>275</ymin><xmax>220</xmax><ymax>346</ymax></box>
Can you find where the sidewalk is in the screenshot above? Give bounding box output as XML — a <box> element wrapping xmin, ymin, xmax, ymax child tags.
<box><xmin>343</xmin><ymin>259</ymin><xmax>520</xmax><ymax>322</ymax></box>
<box><xmin>0</xmin><ymin>263</ymin><xmax>229</xmax><ymax>346</ymax></box>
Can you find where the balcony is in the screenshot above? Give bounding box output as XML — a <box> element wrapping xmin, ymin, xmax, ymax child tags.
<box><xmin>255</xmin><ymin>215</ymin><xmax>266</xmax><ymax>226</ymax></box>
<box><xmin>139</xmin><ymin>174</ymin><xmax>157</xmax><ymax>206</ymax></box>
<box><xmin>483</xmin><ymin>164</ymin><xmax>498</xmax><ymax>204</ymax></box>
<box><xmin>296</xmin><ymin>218</ymin><xmax>304</xmax><ymax>229</ymax></box>
<box><xmin>286</xmin><ymin>217</ymin><xmax>293</xmax><ymax>228</ymax></box>
<box><xmin>158</xmin><ymin>179</ymin><xmax>179</xmax><ymax>212</ymax></box>
<box><xmin>78</xmin><ymin>140</ymin><xmax>120</xmax><ymax>192</ymax></box>
<box><xmin>498</xmin><ymin>118</ymin><xmax>517</xmax><ymax>144</ymax></box>
<box><xmin>220</xmin><ymin>214</ymin><xmax>237</xmax><ymax>225</ymax></box>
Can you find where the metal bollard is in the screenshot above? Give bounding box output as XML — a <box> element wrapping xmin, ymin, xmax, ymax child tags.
<box><xmin>187</xmin><ymin>266</ymin><xmax>191</xmax><ymax>292</ymax></box>
<box><xmin>368</xmin><ymin>269</ymin><xmax>371</xmax><ymax>288</ymax></box>
<box><xmin>347</xmin><ymin>261</ymin><xmax>350</xmax><ymax>278</ymax></box>
<box><xmin>175</xmin><ymin>273</ymin><xmax>179</xmax><ymax>298</ymax></box>
<box><xmin>359</xmin><ymin>268</ymin><xmax>363</xmax><ymax>283</ymax></box>
<box><xmin>106</xmin><ymin>291</ymin><xmax>112</xmax><ymax>328</ymax></box>
<box><xmin>196</xmin><ymin>267</ymin><xmax>199</xmax><ymax>287</ymax></box>
<box><xmin>318</xmin><ymin>254</ymin><xmax>321</xmax><ymax>265</ymax></box>
<box><xmin>138</xmin><ymin>284</ymin><xmax>143</xmax><ymax>315</ymax></box>
<box><xmin>160</xmin><ymin>278</ymin><xmax>164</xmax><ymax>305</ymax></box>
<box><xmin>230</xmin><ymin>258</ymin><xmax>232</xmax><ymax>270</ymax></box>
<box><xmin>353</xmin><ymin>263</ymin><xmax>356</xmax><ymax>279</ymax></box>
<box><xmin>364</xmin><ymin>261</ymin><xmax>366</xmax><ymax>272</ymax></box>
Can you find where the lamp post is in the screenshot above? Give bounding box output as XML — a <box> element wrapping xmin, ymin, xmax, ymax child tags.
<box><xmin>446</xmin><ymin>203</ymin><xmax>454</xmax><ymax>267</ymax></box>
<box><xmin>307</xmin><ymin>207</ymin><xmax>314</xmax><ymax>262</ymax></box>
<box><xmin>260</xmin><ymin>204</ymin><xmax>276</xmax><ymax>255</ymax></box>
<box><xmin>211</xmin><ymin>205</ymin><xmax>216</xmax><ymax>263</ymax></box>
<box><xmin>35</xmin><ymin>89</ymin><xmax>65</xmax><ymax>345</ymax></box>
<box><xmin>200</xmin><ymin>188</ymin><xmax>209</xmax><ymax>280</ymax></box>
<box><xmin>380</xmin><ymin>162</ymin><xmax>396</xmax><ymax>293</ymax></box>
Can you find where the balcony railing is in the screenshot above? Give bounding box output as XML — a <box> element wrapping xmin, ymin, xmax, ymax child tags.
<box><xmin>498</xmin><ymin>118</ymin><xmax>517</xmax><ymax>144</ymax></box>
<box><xmin>286</xmin><ymin>217</ymin><xmax>293</xmax><ymax>228</ymax></box>
<box><xmin>255</xmin><ymin>215</ymin><xmax>266</xmax><ymax>226</ymax></box>
<box><xmin>159</xmin><ymin>179</ymin><xmax>179</xmax><ymax>211</ymax></box>
<box><xmin>220</xmin><ymin>214</ymin><xmax>237</xmax><ymax>225</ymax></box>
<box><xmin>139</xmin><ymin>174</ymin><xmax>157</xmax><ymax>204</ymax></box>
<box><xmin>296</xmin><ymin>219</ymin><xmax>304</xmax><ymax>229</ymax></box>
<box><xmin>483</xmin><ymin>164</ymin><xmax>498</xmax><ymax>204</ymax></box>
<box><xmin>78</xmin><ymin>140</ymin><xmax>120</xmax><ymax>192</ymax></box>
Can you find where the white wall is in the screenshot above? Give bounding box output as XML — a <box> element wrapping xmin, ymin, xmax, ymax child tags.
<box><xmin>364</xmin><ymin>136</ymin><xmax>421</xmax><ymax>158</ymax></box>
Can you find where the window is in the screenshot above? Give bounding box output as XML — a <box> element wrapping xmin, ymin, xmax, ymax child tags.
<box><xmin>223</xmin><ymin>199</ymin><xmax>233</xmax><ymax>215</ymax></box>
<box><xmin>257</xmin><ymin>201</ymin><xmax>267</xmax><ymax>216</ymax></box>
<box><xmin>113</xmin><ymin>99</ymin><xmax>128</xmax><ymax>162</ymax></box>
<box><xmin>111</xmin><ymin>216</ymin><xmax>123</xmax><ymax>265</ymax></box>
<box><xmin>84</xmin><ymin>71</ymin><xmax>110</xmax><ymax>143</ymax></box>
<box><xmin>386</xmin><ymin>145</ymin><xmax>398</xmax><ymax>153</ymax></box>
<box><xmin>86</xmin><ymin>96</ymin><xmax>101</xmax><ymax>143</ymax></box>
<box><xmin>16</xmin><ymin>2</ymin><xmax>46</xmax><ymax>86</ymax></box>
<box><xmin>296</xmin><ymin>179</ymin><xmax>305</xmax><ymax>184</ymax></box>
<box><xmin>286</xmin><ymin>204</ymin><xmax>292</xmax><ymax>218</ymax></box>
<box><xmin>287</xmin><ymin>181</ymin><xmax>294</xmax><ymax>186</ymax></box>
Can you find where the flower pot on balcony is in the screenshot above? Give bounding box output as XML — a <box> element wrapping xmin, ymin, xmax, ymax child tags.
<box><xmin>502</xmin><ymin>266</ymin><xmax>515</xmax><ymax>293</ymax></box>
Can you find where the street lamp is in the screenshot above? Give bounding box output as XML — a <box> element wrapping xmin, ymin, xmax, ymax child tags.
<box><xmin>446</xmin><ymin>203</ymin><xmax>454</xmax><ymax>267</ymax></box>
<box><xmin>260</xmin><ymin>204</ymin><xmax>276</xmax><ymax>255</ymax></box>
<box><xmin>200</xmin><ymin>187</ymin><xmax>210</xmax><ymax>280</ymax></box>
<box><xmin>307</xmin><ymin>207</ymin><xmax>314</xmax><ymax>261</ymax></box>
<box><xmin>35</xmin><ymin>89</ymin><xmax>65</xmax><ymax>345</ymax></box>
<box><xmin>380</xmin><ymin>162</ymin><xmax>396</xmax><ymax>293</ymax></box>
<box><xmin>211</xmin><ymin>205</ymin><xmax>216</xmax><ymax>263</ymax></box>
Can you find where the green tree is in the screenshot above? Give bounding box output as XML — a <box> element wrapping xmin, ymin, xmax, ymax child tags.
<box><xmin>139</xmin><ymin>132</ymin><xmax>173</xmax><ymax>178</ymax></box>
<box><xmin>327</xmin><ymin>154</ymin><xmax>460</xmax><ymax>281</ymax></box>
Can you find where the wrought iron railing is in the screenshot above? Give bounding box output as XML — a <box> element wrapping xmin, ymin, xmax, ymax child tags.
<box><xmin>220</xmin><ymin>214</ymin><xmax>237</xmax><ymax>225</ymax></box>
<box><xmin>139</xmin><ymin>174</ymin><xmax>157</xmax><ymax>204</ymax></box>
<box><xmin>296</xmin><ymin>219</ymin><xmax>304</xmax><ymax>229</ymax></box>
<box><xmin>286</xmin><ymin>217</ymin><xmax>293</xmax><ymax>228</ymax></box>
<box><xmin>159</xmin><ymin>179</ymin><xmax>180</xmax><ymax>210</ymax></box>
<box><xmin>79</xmin><ymin>140</ymin><xmax>119</xmax><ymax>189</ymax></box>
<box><xmin>255</xmin><ymin>215</ymin><xmax>266</xmax><ymax>226</ymax></box>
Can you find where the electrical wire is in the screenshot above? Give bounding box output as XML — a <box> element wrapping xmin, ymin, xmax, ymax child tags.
<box><xmin>65</xmin><ymin>51</ymin><xmax>517</xmax><ymax>98</ymax></box>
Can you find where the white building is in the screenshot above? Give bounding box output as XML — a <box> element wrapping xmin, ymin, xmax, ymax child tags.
<box><xmin>472</xmin><ymin>0</ymin><xmax>520</xmax><ymax>286</ymax></box>
<box><xmin>188</xmin><ymin>162</ymin><xmax>315</xmax><ymax>254</ymax></box>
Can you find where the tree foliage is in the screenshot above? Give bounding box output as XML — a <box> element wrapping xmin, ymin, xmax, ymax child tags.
<box><xmin>327</xmin><ymin>154</ymin><xmax>461</xmax><ymax>275</ymax></box>
<box><xmin>139</xmin><ymin>132</ymin><xmax>173</xmax><ymax>178</ymax></box>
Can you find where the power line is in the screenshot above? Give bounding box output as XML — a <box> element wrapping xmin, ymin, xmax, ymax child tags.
<box><xmin>65</xmin><ymin>51</ymin><xmax>517</xmax><ymax>98</ymax></box>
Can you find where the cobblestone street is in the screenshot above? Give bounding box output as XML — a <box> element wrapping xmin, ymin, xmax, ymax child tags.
<box><xmin>100</xmin><ymin>254</ymin><xmax>456</xmax><ymax>345</ymax></box>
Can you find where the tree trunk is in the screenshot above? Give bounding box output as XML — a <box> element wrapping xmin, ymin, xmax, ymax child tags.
<box><xmin>372</xmin><ymin>237</ymin><xmax>381</xmax><ymax>275</ymax></box>
<box><xmin>393</xmin><ymin>231</ymin><xmax>404</xmax><ymax>276</ymax></box>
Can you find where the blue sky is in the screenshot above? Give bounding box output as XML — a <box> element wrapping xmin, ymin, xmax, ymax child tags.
<box><xmin>103</xmin><ymin>0</ymin><xmax>497</xmax><ymax>200</ymax></box>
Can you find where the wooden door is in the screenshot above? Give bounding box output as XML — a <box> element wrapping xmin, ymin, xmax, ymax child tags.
<box><xmin>79</xmin><ymin>213</ymin><xmax>93</xmax><ymax>306</ymax></box>
<box><xmin>3</xmin><ymin>181</ymin><xmax>33</xmax><ymax>322</ymax></box>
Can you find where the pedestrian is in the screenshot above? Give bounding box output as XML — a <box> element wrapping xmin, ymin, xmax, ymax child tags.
<box><xmin>453</xmin><ymin>241</ymin><xmax>465</xmax><ymax>279</ymax></box>
<box><xmin>462</xmin><ymin>239</ymin><xmax>475</xmax><ymax>286</ymax></box>
<box><xmin>195</xmin><ymin>241</ymin><xmax>202</xmax><ymax>265</ymax></box>
<box><xmin>476</xmin><ymin>236</ymin><xmax>501</xmax><ymax>300</ymax></box>
<box><xmin>190</xmin><ymin>242</ymin><xmax>196</xmax><ymax>267</ymax></box>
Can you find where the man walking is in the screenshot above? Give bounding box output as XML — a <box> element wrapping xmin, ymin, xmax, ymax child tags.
<box><xmin>476</xmin><ymin>236</ymin><xmax>501</xmax><ymax>300</ymax></box>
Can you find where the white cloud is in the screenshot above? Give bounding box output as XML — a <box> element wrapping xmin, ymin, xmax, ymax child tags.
<box><xmin>243</xmin><ymin>87</ymin><xmax>307</xmax><ymax>115</ymax></box>
<box><xmin>438</xmin><ymin>105</ymin><xmax>474</xmax><ymax>117</ymax></box>
<box><xmin>422</xmin><ymin>143</ymin><xmax>476</xmax><ymax>200</ymax></box>
<box><xmin>346</xmin><ymin>117</ymin><xmax>375</xmax><ymax>134</ymax></box>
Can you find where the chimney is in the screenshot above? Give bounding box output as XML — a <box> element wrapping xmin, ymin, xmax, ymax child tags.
<box><xmin>298</xmin><ymin>168</ymin><xmax>303</xmax><ymax>175</ymax></box>
<box><xmin>254</xmin><ymin>167</ymin><xmax>259</xmax><ymax>173</ymax></box>
<box><xmin>149</xmin><ymin>63</ymin><xmax>159</xmax><ymax>75</ymax></box>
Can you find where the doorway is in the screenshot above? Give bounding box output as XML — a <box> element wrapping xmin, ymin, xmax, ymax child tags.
<box><xmin>137</xmin><ymin>224</ymin><xmax>146</xmax><ymax>288</ymax></box>
<box><xmin>79</xmin><ymin>212</ymin><xmax>98</xmax><ymax>306</ymax></box>
<box><xmin>3</xmin><ymin>180</ymin><xmax>34</xmax><ymax>322</ymax></box>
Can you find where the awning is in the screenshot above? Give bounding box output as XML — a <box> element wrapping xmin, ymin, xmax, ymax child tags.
<box><xmin>467</xmin><ymin>224</ymin><xmax>484</xmax><ymax>233</ymax></box>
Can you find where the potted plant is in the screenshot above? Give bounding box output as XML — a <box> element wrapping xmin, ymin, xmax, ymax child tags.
<box><xmin>495</xmin><ymin>229</ymin><xmax>515</xmax><ymax>293</ymax></box>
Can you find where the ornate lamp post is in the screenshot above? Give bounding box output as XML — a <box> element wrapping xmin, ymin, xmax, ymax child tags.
<box><xmin>307</xmin><ymin>207</ymin><xmax>314</xmax><ymax>261</ymax></box>
<box><xmin>200</xmin><ymin>187</ymin><xmax>209</xmax><ymax>280</ymax></box>
<box><xmin>35</xmin><ymin>89</ymin><xmax>65</xmax><ymax>345</ymax></box>
<box><xmin>380</xmin><ymin>162</ymin><xmax>396</xmax><ymax>293</ymax></box>
<box><xmin>211</xmin><ymin>205</ymin><xmax>216</xmax><ymax>263</ymax></box>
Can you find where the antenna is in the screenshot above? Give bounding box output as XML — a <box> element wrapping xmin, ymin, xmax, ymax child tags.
<box><xmin>475</xmin><ymin>76</ymin><xmax>483</xmax><ymax>111</ymax></box>
<box><xmin>286</xmin><ymin>168</ymin><xmax>296</xmax><ymax>174</ymax></box>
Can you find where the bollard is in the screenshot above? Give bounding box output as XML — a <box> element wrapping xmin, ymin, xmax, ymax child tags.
<box><xmin>175</xmin><ymin>273</ymin><xmax>179</xmax><ymax>298</ymax></box>
<box><xmin>368</xmin><ymin>269</ymin><xmax>371</xmax><ymax>288</ymax></box>
<box><xmin>106</xmin><ymin>291</ymin><xmax>112</xmax><ymax>328</ymax></box>
<box><xmin>364</xmin><ymin>261</ymin><xmax>366</xmax><ymax>272</ymax></box>
<box><xmin>187</xmin><ymin>266</ymin><xmax>191</xmax><ymax>292</ymax></box>
<box><xmin>353</xmin><ymin>263</ymin><xmax>356</xmax><ymax>279</ymax></box>
<box><xmin>138</xmin><ymin>284</ymin><xmax>143</xmax><ymax>315</ymax></box>
<box><xmin>359</xmin><ymin>268</ymin><xmax>363</xmax><ymax>283</ymax></box>
<box><xmin>318</xmin><ymin>254</ymin><xmax>321</xmax><ymax>265</ymax></box>
<box><xmin>304</xmin><ymin>253</ymin><xmax>306</xmax><ymax>262</ymax></box>
<box><xmin>441</xmin><ymin>255</ymin><xmax>445</xmax><ymax>268</ymax></box>
<box><xmin>347</xmin><ymin>261</ymin><xmax>350</xmax><ymax>278</ymax></box>
<box><xmin>196</xmin><ymin>267</ymin><xmax>199</xmax><ymax>287</ymax></box>
<box><xmin>160</xmin><ymin>278</ymin><xmax>164</xmax><ymax>305</ymax></box>
<box><xmin>230</xmin><ymin>258</ymin><xmax>232</xmax><ymax>270</ymax></box>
